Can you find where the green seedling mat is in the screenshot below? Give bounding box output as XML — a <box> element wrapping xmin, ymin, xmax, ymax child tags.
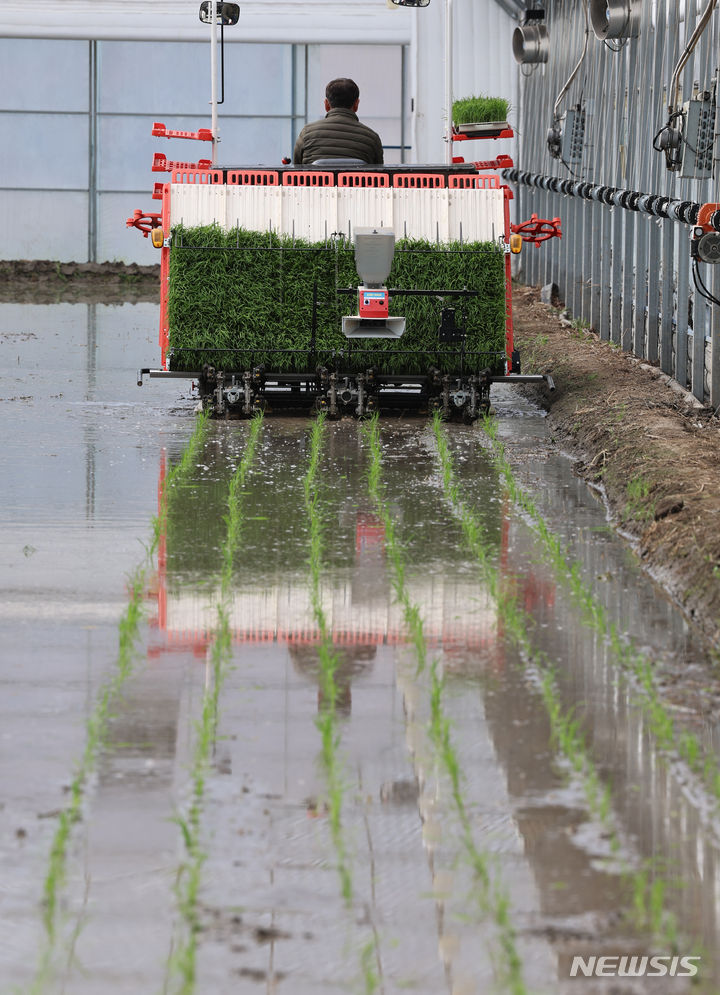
<box><xmin>452</xmin><ymin>95</ymin><xmax>510</xmax><ymax>126</ymax></box>
<box><xmin>167</xmin><ymin>224</ymin><xmax>506</xmax><ymax>374</ymax></box>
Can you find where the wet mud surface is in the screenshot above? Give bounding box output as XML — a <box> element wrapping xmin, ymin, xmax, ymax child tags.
<box><xmin>2</xmin><ymin>282</ymin><xmax>720</xmax><ymax>993</ymax></box>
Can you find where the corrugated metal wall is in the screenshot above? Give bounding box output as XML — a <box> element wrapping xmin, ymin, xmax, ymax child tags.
<box><xmin>513</xmin><ymin>0</ymin><xmax>720</xmax><ymax>405</ymax></box>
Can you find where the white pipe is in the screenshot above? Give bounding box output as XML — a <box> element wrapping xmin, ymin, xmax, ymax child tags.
<box><xmin>552</xmin><ymin>3</ymin><xmax>588</xmax><ymax>122</ymax></box>
<box><xmin>210</xmin><ymin>0</ymin><xmax>218</xmax><ymax>164</ymax></box>
<box><xmin>445</xmin><ymin>0</ymin><xmax>453</xmax><ymax>165</ymax></box>
<box><xmin>669</xmin><ymin>0</ymin><xmax>718</xmax><ymax>114</ymax></box>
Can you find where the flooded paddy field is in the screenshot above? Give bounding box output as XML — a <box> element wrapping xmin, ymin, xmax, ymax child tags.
<box><xmin>2</xmin><ymin>291</ymin><xmax>720</xmax><ymax>994</ymax></box>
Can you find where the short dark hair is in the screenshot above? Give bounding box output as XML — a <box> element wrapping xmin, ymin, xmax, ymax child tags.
<box><xmin>325</xmin><ymin>78</ymin><xmax>360</xmax><ymax>109</ymax></box>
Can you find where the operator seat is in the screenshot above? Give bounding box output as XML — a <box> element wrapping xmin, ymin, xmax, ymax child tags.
<box><xmin>312</xmin><ymin>158</ymin><xmax>367</xmax><ymax>167</ymax></box>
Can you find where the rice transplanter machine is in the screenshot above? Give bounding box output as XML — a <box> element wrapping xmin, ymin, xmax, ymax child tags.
<box><xmin>128</xmin><ymin>1</ymin><xmax>560</xmax><ymax>420</ymax></box>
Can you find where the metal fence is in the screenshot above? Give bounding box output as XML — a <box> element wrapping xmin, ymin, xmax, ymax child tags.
<box><xmin>510</xmin><ymin>0</ymin><xmax>720</xmax><ymax>406</ymax></box>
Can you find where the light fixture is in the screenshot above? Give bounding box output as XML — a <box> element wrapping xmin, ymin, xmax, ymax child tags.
<box><xmin>509</xmin><ymin>233</ymin><xmax>523</xmax><ymax>254</ymax></box>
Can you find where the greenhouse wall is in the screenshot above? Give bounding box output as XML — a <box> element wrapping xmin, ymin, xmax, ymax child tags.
<box><xmin>512</xmin><ymin>0</ymin><xmax>720</xmax><ymax>406</ymax></box>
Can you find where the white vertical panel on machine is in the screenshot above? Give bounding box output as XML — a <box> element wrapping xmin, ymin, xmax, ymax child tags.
<box><xmin>336</xmin><ymin>187</ymin><xmax>394</xmax><ymax>239</ymax></box>
<box><xmin>279</xmin><ymin>187</ymin><xmax>338</xmax><ymax>241</ymax></box>
<box><xmin>170</xmin><ymin>183</ymin><xmax>227</xmax><ymax>229</ymax></box>
<box><xmin>169</xmin><ymin>184</ymin><xmax>505</xmax><ymax>244</ymax></box>
<box><xmin>448</xmin><ymin>188</ymin><xmax>505</xmax><ymax>243</ymax></box>
<box><xmin>225</xmin><ymin>186</ymin><xmax>282</xmax><ymax>234</ymax></box>
<box><xmin>393</xmin><ymin>188</ymin><xmax>450</xmax><ymax>243</ymax></box>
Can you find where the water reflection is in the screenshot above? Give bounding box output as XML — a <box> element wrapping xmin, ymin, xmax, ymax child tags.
<box><xmin>155</xmin><ymin>424</ymin><xmax>498</xmax><ymax>665</ymax></box>
<box><xmin>41</xmin><ymin>404</ymin><xmax>720</xmax><ymax>992</ymax></box>
<box><xmin>0</xmin><ymin>297</ymin><xmax>193</xmax><ymax>995</ymax></box>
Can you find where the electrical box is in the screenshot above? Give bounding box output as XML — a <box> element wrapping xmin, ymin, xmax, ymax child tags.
<box><xmin>561</xmin><ymin>105</ymin><xmax>585</xmax><ymax>165</ymax></box>
<box><xmin>681</xmin><ymin>92</ymin><xmax>716</xmax><ymax>179</ymax></box>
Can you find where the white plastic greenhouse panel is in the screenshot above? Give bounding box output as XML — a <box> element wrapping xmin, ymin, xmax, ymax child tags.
<box><xmin>4</xmin><ymin>192</ymin><xmax>89</xmax><ymax>261</ymax></box>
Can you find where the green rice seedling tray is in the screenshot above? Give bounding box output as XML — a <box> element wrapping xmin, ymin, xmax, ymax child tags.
<box><xmin>167</xmin><ymin>224</ymin><xmax>506</xmax><ymax>375</ymax></box>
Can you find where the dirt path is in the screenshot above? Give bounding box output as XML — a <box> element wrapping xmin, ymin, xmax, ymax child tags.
<box><xmin>513</xmin><ymin>283</ymin><xmax>720</xmax><ymax>649</ymax></box>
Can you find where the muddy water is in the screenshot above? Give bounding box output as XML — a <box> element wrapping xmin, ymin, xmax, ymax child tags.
<box><xmin>1</xmin><ymin>296</ymin><xmax>720</xmax><ymax>994</ymax></box>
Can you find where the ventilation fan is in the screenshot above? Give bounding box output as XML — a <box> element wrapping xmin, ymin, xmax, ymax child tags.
<box><xmin>589</xmin><ymin>0</ymin><xmax>640</xmax><ymax>40</ymax></box>
<box><xmin>512</xmin><ymin>8</ymin><xmax>549</xmax><ymax>65</ymax></box>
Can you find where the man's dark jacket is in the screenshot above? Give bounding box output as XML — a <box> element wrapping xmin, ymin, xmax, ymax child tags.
<box><xmin>293</xmin><ymin>107</ymin><xmax>384</xmax><ymax>165</ymax></box>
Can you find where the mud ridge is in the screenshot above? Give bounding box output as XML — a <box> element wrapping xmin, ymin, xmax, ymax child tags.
<box><xmin>0</xmin><ymin>259</ymin><xmax>160</xmax><ymax>303</ymax></box>
<box><xmin>513</xmin><ymin>283</ymin><xmax>720</xmax><ymax>649</ymax></box>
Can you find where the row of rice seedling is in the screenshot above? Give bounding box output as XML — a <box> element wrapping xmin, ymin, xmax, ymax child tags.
<box><xmin>363</xmin><ymin>415</ymin><xmax>528</xmax><ymax>995</ymax></box>
<box><xmin>431</xmin><ymin>414</ymin><xmax>683</xmax><ymax>947</ymax></box>
<box><xmin>480</xmin><ymin>416</ymin><xmax>720</xmax><ymax>808</ymax></box>
<box><xmin>167</xmin><ymin>414</ymin><xmax>264</xmax><ymax>995</ymax></box>
<box><xmin>28</xmin><ymin>413</ymin><xmax>210</xmax><ymax>995</ymax></box>
<box><xmin>303</xmin><ymin>414</ymin><xmax>352</xmax><ymax>904</ymax></box>
<box><xmin>167</xmin><ymin>224</ymin><xmax>506</xmax><ymax>374</ymax></box>
<box><xmin>31</xmin><ymin>418</ymin><xmax>210</xmax><ymax>988</ymax></box>
<box><xmin>303</xmin><ymin>415</ymin><xmax>381</xmax><ymax>994</ymax></box>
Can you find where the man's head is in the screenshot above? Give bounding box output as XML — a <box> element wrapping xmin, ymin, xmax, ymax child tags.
<box><xmin>324</xmin><ymin>78</ymin><xmax>360</xmax><ymax>113</ymax></box>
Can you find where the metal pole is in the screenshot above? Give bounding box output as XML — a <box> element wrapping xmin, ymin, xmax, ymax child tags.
<box><xmin>210</xmin><ymin>0</ymin><xmax>218</xmax><ymax>165</ymax></box>
<box><xmin>445</xmin><ymin>0</ymin><xmax>453</xmax><ymax>166</ymax></box>
<box><xmin>88</xmin><ymin>39</ymin><xmax>98</xmax><ymax>263</ymax></box>
<box><xmin>401</xmin><ymin>44</ymin><xmax>407</xmax><ymax>164</ymax></box>
<box><xmin>291</xmin><ymin>44</ymin><xmax>298</xmax><ymax>151</ymax></box>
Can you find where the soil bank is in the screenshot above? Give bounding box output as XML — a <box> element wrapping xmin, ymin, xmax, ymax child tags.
<box><xmin>0</xmin><ymin>260</ymin><xmax>160</xmax><ymax>304</ymax></box>
<box><xmin>513</xmin><ymin>282</ymin><xmax>720</xmax><ymax>649</ymax></box>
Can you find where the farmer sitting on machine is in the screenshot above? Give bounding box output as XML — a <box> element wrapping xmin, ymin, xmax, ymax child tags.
<box><xmin>293</xmin><ymin>78</ymin><xmax>384</xmax><ymax>165</ymax></box>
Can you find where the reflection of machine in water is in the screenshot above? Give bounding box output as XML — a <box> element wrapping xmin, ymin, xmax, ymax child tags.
<box><xmin>156</xmin><ymin>519</ymin><xmax>498</xmax><ymax>653</ymax></box>
<box><xmin>289</xmin><ymin>642</ymin><xmax>377</xmax><ymax>715</ymax></box>
<box><xmin>152</xmin><ymin>435</ymin><xmax>502</xmax><ymax>668</ymax></box>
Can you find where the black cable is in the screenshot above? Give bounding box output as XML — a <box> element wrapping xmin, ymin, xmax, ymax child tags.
<box><xmin>652</xmin><ymin>110</ymin><xmax>684</xmax><ymax>152</ymax></box>
<box><xmin>692</xmin><ymin>259</ymin><xmax>720</xmax><ymax>307</ymax></box>
<box><xmin>680</xmin><ymin>132</ymin><xmax>714</xmax><ymax>157</ymax></box>
<box><xmin>603</xmin><ymin>37</ymin><xmax>627</xmax><ymax>53</ymax></box>
<box><xmin>561</xmin><ymin>157</ymin><xmax>581</xmax><ymax>178</ymax></box>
